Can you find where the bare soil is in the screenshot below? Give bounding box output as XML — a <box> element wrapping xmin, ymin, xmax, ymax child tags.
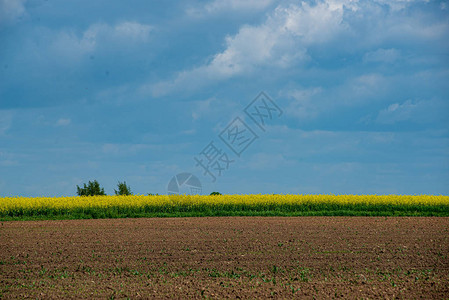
<box><xmin>1</xmin><ymin>217</ymin><xmax>448</xmax><ymax>299</ymax></box>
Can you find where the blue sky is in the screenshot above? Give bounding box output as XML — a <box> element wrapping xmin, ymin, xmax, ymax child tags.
<box><xmin>0</xmin><ymin>0</ymin><xmax>448</xmax><ymax>197</ymax></box>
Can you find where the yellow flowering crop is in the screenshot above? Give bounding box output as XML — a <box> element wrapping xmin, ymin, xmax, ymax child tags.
<box><xmin>1</xmin><ymin>194</ymin><xmax>448</xmax><ymax>215</ymax></box>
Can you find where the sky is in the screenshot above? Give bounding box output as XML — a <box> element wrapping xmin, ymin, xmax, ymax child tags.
<box><xmin>0</xmin><ymin>0</ymin><xmax>448</xmax><ymax>197</ymax></box>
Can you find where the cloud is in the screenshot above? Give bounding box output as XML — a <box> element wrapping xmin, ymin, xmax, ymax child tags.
<box><xmin>187</xmin><ymin>0</ymin><xmax>275</xmax><ymax>17</ymax></box>
<box><xmin>268</xmin><ymin>125</ymin><xmax>449</xmax><ymax>164</ymax></box>
<box><xmin>0</xmin><ymin>155</ymin><xmax>18</xmax><ymax>167</ymax></box>
<box><xmin>375</xmin><ymin>99</ymin><xmax>443</xmax><ymax>124</ymax></box>
<box><xmin>56</xmin><ymin>118</ymin><xmax>71</xmax><ymax>126</ymax></box>
<box><xmin>50</xmin><ymin>21</ymin><xmax>152</xmax><ymax>61</ymax></box>
<box><xmin>150</xmin><ymin>0</ymin><xmax>449</xmax><ymax>97</ymax></box>
<box><xmin>191</xmin><ymin>97</ymin><xmax>238</xmax><ymax>121</ymax></box>
<box><xmin>373</xmin><ymin>0</ymin><xmax>431</xmax><ymax>11</ymax></box>
<box><xmin>281</xmin><ymin>72</ymin><xmax>391</xmax><ymax>121</ymax></box>
<box><xmin>0</xmin><ymin>0</ymin><xmax>27</xmax><ymax>26</ymax></box>
<box><xmin>102</xmin><ymin>143</ymin><xmax>120</xmax><ymax>155</ymax></box>
<box><xmin>273</xmin><ymin>0</ymin><xmax>352</xmax><ymax>44</ymax></box>
<box><xmin>363</xmin><ymin>48</ymin><xmax>401</xmax><ymax>64</ymax></box>
<box><xmin>283</xmin><ymin>87</ymin><xmax>324</xmax><ymax>120</ymax></box>
<box><xmin>94</xmin><ymin>84</ymin><xmax>142</xmax><ymax>105</ymax></box>
<box><xmin>113</xmin><ymin>22</ymin><xmax>152</xmax><ymax>40</ymax></box>
<box><xmin>245</xmin><ymin>152</ymin><xmax>295</xmax><ymax>170</ymax></box>
<box><xmin>150</xmin><ymin>1</ymin><xmax>351</xmax><ymax>96</ymax></box>
<box><xmin>0</xmin><ymin>110</ymin><xmax>13</xmax><ymax>135</ymax></box>
<box><xmin>150</xmin><ymin>21</ymin><xmax>302</xmax><ymax>96</ymax></box>
<box><xmin>101</xmin><ymin>143</ymin><xmax>161</xmax><ymax>157</ymax></box>
<box><xmin>348</xmin><ymin>73</ymin><xmax>389</xmax><ymax>100</ymax></box>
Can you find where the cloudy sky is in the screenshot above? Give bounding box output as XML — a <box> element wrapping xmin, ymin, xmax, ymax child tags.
<box><xmin>0</xmin><ymin>0</ymin><xmax>448</xmax><ymax>197</ymax></box>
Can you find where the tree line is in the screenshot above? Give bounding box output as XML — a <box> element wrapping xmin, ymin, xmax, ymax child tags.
<box><xmin>76</xmin><ymin>180</ymin><xmax>131</xmax><ymax>196</ymax></box>
<box><xmin>76</xmin><ymin>180</ymin><xmax>221</xmax><ymax>196</ymax></box>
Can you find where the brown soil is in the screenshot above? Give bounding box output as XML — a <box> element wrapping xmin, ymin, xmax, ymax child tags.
<box><xmin>1</xmin><ymin>217</ymin><xmax>448</xmax><ymax>299</ymax></box>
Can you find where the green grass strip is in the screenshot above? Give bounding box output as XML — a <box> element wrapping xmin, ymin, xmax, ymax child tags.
<box><xmin>1</xmin><ymin>203</ymin><xmax>448</xmax><ymax>221</ymax></box>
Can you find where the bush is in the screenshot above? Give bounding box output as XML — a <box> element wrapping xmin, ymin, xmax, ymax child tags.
<box><xmin>210</xmin><ymin>192</ymin><xmax>222</xmax><ymax>196</ymax></box>
<box><xmin>115</xmin><ymin>181</ymin><xmax>132</xmax><ymax>196</ymax></box>
<box><xmin>76</xmin><ymin>180</ymin><xmax>106</xmax><ymax>196</ymax></box>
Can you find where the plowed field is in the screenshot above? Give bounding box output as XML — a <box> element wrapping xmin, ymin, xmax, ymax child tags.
<box><xmin>1</xmin><ymin>217</ymin><xmax>448</xmax><ymax>298</ymax></box>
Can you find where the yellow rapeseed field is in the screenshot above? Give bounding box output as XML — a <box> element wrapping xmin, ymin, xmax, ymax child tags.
<box><xmin>1</xmin><ymin>194</ymin><xmax>448</xmax><ymax>214</ymax></box>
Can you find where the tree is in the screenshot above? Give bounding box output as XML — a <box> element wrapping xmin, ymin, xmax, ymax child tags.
<box><xmin>210</xmin><ymin>191</ymin><xmax>222</xmax><ymax>195</ymax></box>
<box><xmin>76</xmin><ymin>180</ymin><xmax>106</xmax><ymax>196</ymax></box>
<box><xmin>115</xmin><ymin>181</ymin><xmax>132</xmax><ymax>196</ymax></box>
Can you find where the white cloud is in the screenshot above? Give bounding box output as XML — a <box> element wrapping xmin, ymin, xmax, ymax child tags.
<box><xmin>102</xmin><ymin>143</ymin><xmax>157</xmax><ymax>156</ymax></box>
<box><xmin>283</xmin><ymin>87</ymin><xmax>323</xmax><ymax>119</ymax></box>
<box><xmin>56</xmin><ymin>118</ymin><xmax>71</xmax><ymax>126</ymax></box>
<box><xmin>102</xmin><ymin>143</ymin><xmax>120</xmax><ymax>155</ymax></box>
<box><xmin>363</xmin><ymin>48</ymin><xmax>401</xmax><ymax>64</ymax></box>
<box><xmin>187</xmin><ymin>0</ymin><xmax>274</xmax><ymax>17</ymax></box>
<box><xmin>0</xmin><ymin>0</ymin><xmax>26</xmax><ymax>26</ymax></box>
<box><xmin>0</xmin><ymin>151</ymin><xmax>19</xmax><ymax>167</ymax></box>
<box><xmin>51</xmin><ymin>29</ymin><xmax>96</xmax><ymax>59</ymax></box>
<box><xmin>268</xmin><ymin>125</ymin><xmax>449</xmax><ymax>164</ymax></box>
<box><xmin>373</xmin><ymin>0</ymin><xmax>429</xmax><ymax>11</ymax></box>
<box><xmin>95</xmin><ymin>84</ymin><xmax>139</xmax><ymax>105</ymax></box>
<box><xmin>50</xmin><ymin>21</ymin><xmax>152</xmax><ymax>60</ymax></box>
<box><xmin>0</xmin><ymin>110</ymin><xmax>13</xmax><ymax>135</ymax></box>
<box><xmin>207</xmin><ymin>0</ymin><xmax>274</xmax><ymax>12</ymax></box>
<box><xmin>385</xmin><ymin>17</ymin><xmax>449</xmax><ymax>41</ymax></box>
<box><xmin>349</xmin><ymin>73</ymin><xmax>388</xmax><ymax>99</ymax></box>
<box><xmin>81</xmin><ymin>21</ymin><xmax>152</xmax><ymax>44</ymax></box>
<box><xmin>375</xmin><ymin>99</ymin><xmax>441</xmax><ymax>124</ymax></box>
<box><xmin>150</xmin><ymin>1</ymin><xmax>350</xmax><ymax>96</ymax></box>
<box><xmin>192</xmin><ymin>98</ymin><xmax>213</xmax><ymax>121</ymax></box>
<box><xmin>113</xmin><ymin>22</ymin><xmax>152</xmax><ymax>41</ymax></box>
<box><xmin>191</xmin><ymin>97</ymin><xmax>238</xmax><ymax>121</ymax></box>
<box><xmin>0</xmin><ymin>158</ymin><xmax>17</xmax><ymax>166</ymax></box>
<box><xmin>245</xmin><ymin>152</ymin><xmax>295</xmax><ymax>170</ymax></box>
<box><xmin>281</xmin><ymin>72</ymin><xmax>391</xmax><ymax>121</ymax></box>
<box><xmin>273</xmin><ymin>1</ymin><xmax>350</xmax><ymax>45</ymax></box>
<box><xmin>142</xmin><ymin>0</ymin><xmax>448</xmax><ymax>97</ymax></box>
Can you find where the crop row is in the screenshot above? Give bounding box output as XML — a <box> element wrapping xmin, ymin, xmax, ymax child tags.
<box><xmin>1</xmin><ymin>194</ymin><xmax>448</xmax><ymax>220</ymax></box>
